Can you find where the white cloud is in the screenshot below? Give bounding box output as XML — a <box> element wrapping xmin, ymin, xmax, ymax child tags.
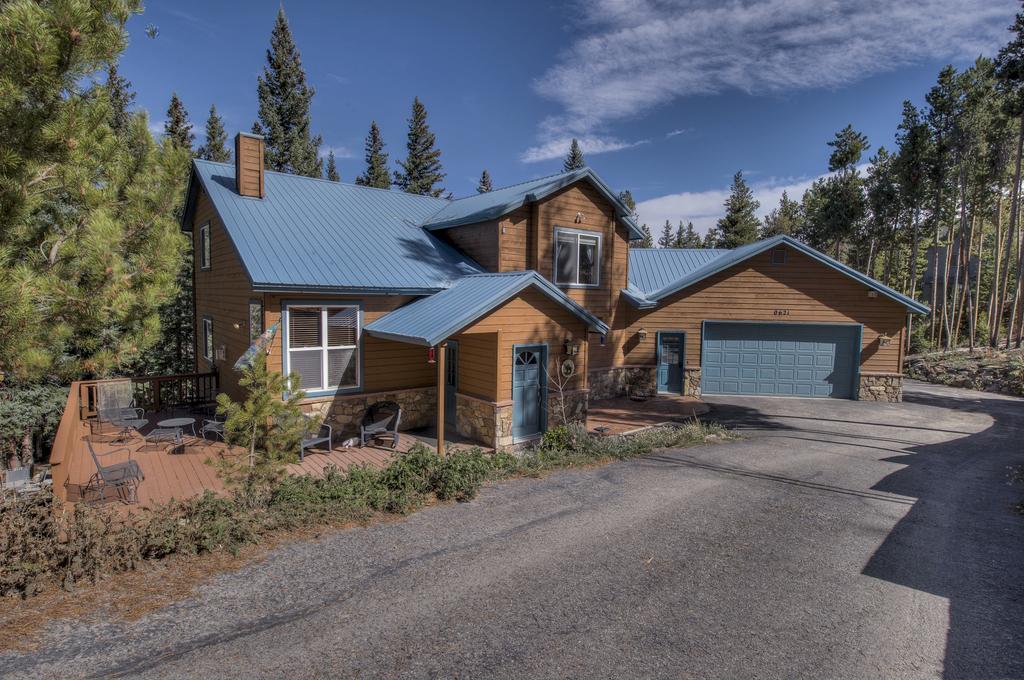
<box><xmin>529</xmin><ymin>0</ymin><xmax>1015</xmax><ymax>145</ymax></box>
<box><xmin>521</xmin><ymin>135</ymin><xmax>647</xmax><ymax>163</ymax></box>
<box><xmin>636</xmin><ymin>173</ymin><xmax>819</xmax><ymax>235</ymax></box>
<box><xmin>665</xmin><ymin>128</ymin><xmax>689</xmax><ymax>138</ymax></box>
<box><xmin>319</xmin><ymin>145</ymin><xmax>356</xmax><ymax>160</ymax></box>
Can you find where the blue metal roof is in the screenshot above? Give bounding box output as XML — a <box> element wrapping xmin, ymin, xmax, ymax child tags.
<box><xmin>187</xmin><ymin>160</ymin><xmax>482</xmax><ymax>293</ymax></box>
<box><xmin>627</xmin><ymin>248</ymin><xmax>730</xmax><ymax>297</ymax></box>
<box><xmin>420</xmin><ymin>167</ymin><xmax>645</xmax><ymax>240</ymax></box>
<box><xmin>365</xmin><ymin>271</ymin><xmax>609</xmax><ymax>346</ymax></box>
<box><xmin>624</xmin><ymin>236</ymin><xmax>930</xmax><ymax>314</ymax></box>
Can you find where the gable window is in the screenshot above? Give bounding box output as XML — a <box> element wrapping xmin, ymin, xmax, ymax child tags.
<box><xmin>285</xmin><ymin>304</ymin><xmax>360</xmax><ymax>394</ymax></box>
<box><xmin>199</xmin><ymin>223</ymin><xmax>211</xmax><ymax>270</ymax></box>
<box><xmin>202</xmin><ymin>317</ymin><xmax>213</xmax><ymax>362</ymax></box>
<box><xmin>771</xmin><ymin>247</ymin><xmax>787</xmax><ymax>265</ymax></box>
<box><xmin>248</xmin><ymin>300</ymin><xmax>264</xmax><ymax>342</ymax></box>
<box><xmin>554</xmin><ymin>228</ymin><xmax>600</xmax><ymax>287</ymax></box>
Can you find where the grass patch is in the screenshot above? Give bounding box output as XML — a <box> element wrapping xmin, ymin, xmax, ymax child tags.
<box><xmin>1</xmin><ymin>419</ymin><xmax>731</xmax><ymax>600</ymax></box>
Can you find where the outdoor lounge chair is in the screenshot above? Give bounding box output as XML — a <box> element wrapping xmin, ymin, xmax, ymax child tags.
<box><xmin>96</xmin><ymin>406</ymin><xmax>149</xmax><ymax>442</ymax></box>
<box><xmin>360</xmin><ymin>401</ymin><xmax>402</xmax><ymax>449</ymax></box>
<box><xmin>83</xmin><ymin>437</ymin><xmax>144</xmax><ymax>504</ymax></box>
<box><xmin>299</xmin><ymin>415</ymin><xmax>332</xmax><ymax>462</ymax></box>
<box><xmin>200</xmin><ymin>418</ymin><xmax>225</xmax><ymax>441</ymax></box>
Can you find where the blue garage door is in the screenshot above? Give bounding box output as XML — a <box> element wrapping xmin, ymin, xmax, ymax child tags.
<box><xmin>701</xmin><ymin>322</ymin><xmax>859</xmax><ymax>399</ymax></box>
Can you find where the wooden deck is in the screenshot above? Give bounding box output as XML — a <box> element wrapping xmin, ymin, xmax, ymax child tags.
<box><xmin>587</xmin><ymin>394</ymin><xmax>709</xmax><ymax>436</ymax></box>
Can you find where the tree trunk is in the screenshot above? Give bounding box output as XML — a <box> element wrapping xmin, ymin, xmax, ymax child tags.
<box><xmin>988</xmin><ymin>189</ymin><xmax>1004</xmax><ymax>345</ymax></box>
<box><xmin>997</xmin><ymin>114</ymin><xmax>1024</xmax><ymax>346</ymax></box>
<box><xmin>971</xmin><ymin>217</ymin><xmax>984</xmax><ymax>349</ymax></box>
<box><xmin>908</xmin><ymin>206</ymin><xmax>922</xmax><ymax>298</ymax></box>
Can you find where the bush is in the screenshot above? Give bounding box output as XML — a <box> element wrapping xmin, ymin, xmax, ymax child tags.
<box><xmin>434</xmin><ymin>449</ymin><xmax>493</xmax><ymax>502</ymax></box>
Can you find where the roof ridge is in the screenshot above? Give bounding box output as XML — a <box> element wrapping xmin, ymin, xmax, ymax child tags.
<box><xmin>445</xmin><ymin>168</ymin><xmax>585</xmax><ymax>202</ymax></box>
<box><xmin>192</xmin><ymin>158</ymin><xmax>449</xmax><ymax>203</ymax></box>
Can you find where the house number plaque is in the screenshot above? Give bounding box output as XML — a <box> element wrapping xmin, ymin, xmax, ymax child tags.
<box><xmin>773</xmin><ymin>309</ymin><xmax>790</xmax><ymax>316</ymax></box>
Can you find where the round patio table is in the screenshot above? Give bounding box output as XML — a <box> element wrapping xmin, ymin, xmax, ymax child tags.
<box><xmin>157</xmin><ymin>417</ymin><xmax>197</xmax><ymax>436</ymax></box>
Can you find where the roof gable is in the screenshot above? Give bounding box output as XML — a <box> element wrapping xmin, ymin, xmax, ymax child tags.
<box><xmin>364</xmin><ymin>271</ymin><xmax>609</xmax><ymax>346</ymax></box>
<box><xmin>625</xmin><ymin>236</ymin><xmax>929</xmax><ymax>314</ymax></box>
<box><xmin>185</xmin><ymin>160</ymin><xmax>482</xmax><ymax>294</ymax></box>
<box><xmin>420</xmin><ymin>167</ymin><xmax>644</xmax><ymax>239</ymax></box>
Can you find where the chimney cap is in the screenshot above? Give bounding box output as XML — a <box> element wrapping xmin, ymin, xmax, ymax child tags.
<box><xmin>236</xmin><ymin>131</ymin><xmax>265</xmax><ymax>141</ymax></box>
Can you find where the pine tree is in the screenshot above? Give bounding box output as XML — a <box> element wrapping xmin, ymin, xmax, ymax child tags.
<box><xmin>197</xmin><ymin>104</ymin><xmax>230</xmax><ymax>162</ymax></box>
<box><xmin>106</xmin><ymin>63</ymin><xmax>134</xmax><ymax>133</ymax></box>
<box><xmin>618</xmin><ymin>189</ymin><xmax>637</xmax><ymax>218</ymax></box>
<box><xmin>702</xmin><ymin>227</ymin><xmax>721</xmax><ymax>248</ymax></box>
<box><xmin>164</xmin><ymin>93</ymin><xmax>194</xmax><ymax>150</ymax></box>
<box><xmin>394</xmin><ymin>97</ymin><xmax>445</xmax><ymax>196</ymax></box>
<box><xmin>657</xmin><ymin>220</ymin><xmax>675</xmax><ymax>247</ymax></box>
<box><xmin>716</xmin><ymin>171</ymin><xmax>761</xmax><ymax>248</ymax></box>
<box><xmin>253</xmin><ymin>7</ymin><xmax>322</xmax><ymax>177</ymax></box>
<box><xmin>477</xmin><ymin>169</ymin><xmax>493</xmax><ymax>193</ymax></box>
<box><xmin>895</xmin><ymin>101</ymin><xmax>931</xmax><ymax>301</ymax></box>
<box><xmin>760</xmin><ymin>191</ymin><xmax>802</xmax><ymax>238</ymax></box>
<box><xmin>676</xmin><ymin>221</ymin><xmax>701</xmax><ymax>247</ymax></box>
<box><xmin>325</xmin><ymin>150</ymin><xmax>340</xmax><ymax>181</ymax></box>
<box><xmin>997</xmin><ymin>7</ymin><xmax>1024</xmax><ymax>348</ymax></box>
<box><xmin>638</xmin><ymin>223</ymin><xmax>654</xmax><ymax>248</ymax></box>
<box><xmin>355</xmin><ymin>121</ymin><xmax>391</xmax><ymax>189</ymax></box>
<box><xmin>563</xmin><ymin>138</ymin><xmax>585</xmax><ymax>171</ymax></box>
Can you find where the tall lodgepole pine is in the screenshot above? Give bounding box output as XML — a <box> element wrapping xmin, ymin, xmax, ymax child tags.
<box><xmin>997</xmin><ymin>5</ymin><xmax>1024</xmax><ymax>347</ymax></box>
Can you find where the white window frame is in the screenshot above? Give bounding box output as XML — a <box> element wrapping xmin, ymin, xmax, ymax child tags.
<box><xmin>201</xmin><ymin>317</ymin><xmax>213</xmax><ymax>362</ymax></box>
<box><xmin>199</xmin><ymin>222</ymin><xmax>211</xmax><ymax>270</ymax></box>
<box><xmin>553</xmin><ymin>227</ymin><xmax>602</xmax><ymax>288</ymax></box>
<box><xmin>283</xmin><ymin>303</ymin><xmax>362</xmax><ymax>396</ymax></box>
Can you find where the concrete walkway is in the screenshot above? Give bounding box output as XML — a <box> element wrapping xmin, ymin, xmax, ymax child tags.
<box><xmin>3</xmin><ymin>381</ymin><xmax>1022</xmax><ymax>679</ymax></box>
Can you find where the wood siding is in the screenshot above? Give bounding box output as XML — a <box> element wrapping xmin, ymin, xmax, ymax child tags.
<box><xmin>235</xmin><ymin>134</ymin><xmax>264</xmax><ymax>198</ymax></box>
<box><xmin>451</xmin><ymin>332</ymin><xmax>498</xmax><ymax>402</ymax></box>
<box><xmin>461</xmin><ymin>287</ymin><xmax>589</xmax><ymax>400</ymax></box>
<box><xmin>620</xmin><ymin>245</ymin><xmax>908</xmax><ymax>374</ymax></box>
<box><xmin>498</xmin><ymin>205</ymin><xmax>531</xmax><ymax>271</ymax></box>
<box><xmin>191</xmin><ymin>190</ymin><xmax>253</xmax><ymax>402</ymax></box>
<box><xmin>438</xmin><ymin>221</ymin><xmax>499</xmax><ymax>271</ymax></box>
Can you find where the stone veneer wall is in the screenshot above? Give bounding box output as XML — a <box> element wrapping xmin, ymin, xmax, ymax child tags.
<box><xmin>588</xmin><ymin>367</ymin><xmax>657</xmax><ymax>400</ymax></box>
<box><xmin>455</xmin><ymin>393</ymin><xmax>514</xmax><ymax>449</ymax></box>
<box><xmin>301</xmin><ymin>386</ymin><xmax>437</xmax><ymax>440</ymax></box>
<box><xmin>858</xmin><ymin>373</ymin><xmax>903</xmax><ymax>402</ymax></box>
<box><xmin>547</xmin><ymin>388</ymin><xmax>588</xmax><ymax>428</ymax></box>
<box><xmin>684</xmin><ymin>368</ymin><xmax>701</xmax><ymax>398</ymax></box>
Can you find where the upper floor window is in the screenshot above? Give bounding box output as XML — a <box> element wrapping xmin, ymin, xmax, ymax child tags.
<box><xmin>285</xmin><ymin>304</ymin><xmax>361</xmax><ymax>394</ymax></box>
<box><xmin>554</xmin><ymin>228</ymin><xmax>601</xmax><ymax>287</ymax></box>
<box><xmin>202</xmin><ymin>317</ymin><xmax>213</xmax><ymax>362</ymax></box>
<box><xmin>199</xmin><ymin>223</ymin><xmax>211</xmax><ymax>270</ymax></box>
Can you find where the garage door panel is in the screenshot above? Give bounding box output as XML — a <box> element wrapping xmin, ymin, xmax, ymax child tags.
<box><xmin>701</xmin><ymin>322</ymin><xmax>858</xmax><ymax>399</ymax></box>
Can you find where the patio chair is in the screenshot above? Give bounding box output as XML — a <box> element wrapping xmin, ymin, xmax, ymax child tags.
<box><xmin>96</xmin><ymin>406</ymin><xmax>149</xmax><ymax>442</ymax></box>
<box><xmin>360</xmin><ymin>401</ymin><xmax>402</xmax><ymax>449</ymax></box>
<box><xmin>83</xmin><ymin>437</ymin><xmax>144</xmax><ymax>504</ymax></box>
<box><xmin>2</xmin><ymin>467</ymin><xmax>31</xmax><ymax>492</ymax></box>
<box><xmin>143</xmin><ymin>427</ymin><xmax>183</xmax><ymax>452</ymax></box>
<box><xmin>200</xmin><ymin>418</ymin><xmax>226</xmax><ymax>441</ymax></box>
<box><xmin>299</xmin><ymin>415</ymin><xmax>332</xmax><ymax>462</ymax></box>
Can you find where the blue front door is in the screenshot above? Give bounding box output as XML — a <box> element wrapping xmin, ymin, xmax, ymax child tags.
<box><xmin>512</xmin><ymin>346</ymin><xmax>545</xmax><ymax>440</ymax></box>
<box><xmin>444</xmin><ymin>341</ymin><xmax>458</xmax><ymax>427</ymax></box>
<box><xmin>657</xmin><ymin>332</ymin><xmax>685</xmax><ymax>394</ymax></box>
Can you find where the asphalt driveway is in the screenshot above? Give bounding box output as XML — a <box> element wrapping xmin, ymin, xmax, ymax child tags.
<box><xmin>4</xmin><ymin>380</ymin><xmax>1023</xmax><ymax>679</ymax></box>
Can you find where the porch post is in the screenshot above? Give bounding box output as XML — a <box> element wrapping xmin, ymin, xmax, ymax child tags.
<box><xmin>436</xmin><ymin>340</ymin><xmax>447</xmax><ymax>456</ymax></box>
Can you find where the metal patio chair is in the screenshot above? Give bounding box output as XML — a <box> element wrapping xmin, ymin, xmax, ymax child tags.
<box><xmin>360</xmin><ymin>401</ymin><xmax>402</xmax><ymax>449</ymax></box>
<box><xmin>200</xmin><ymin>418</ymin><xmax>226</xmax><ymax>441</ymax></box>
<box><xmin>299</xmin><ymin>415</ymin><xmax>332</xmax><ymax>461</ymax></box>
<box><xmin>83</xmin><ymin>437</ymin><xmax>144</xmax><ymax>504</ymax></box>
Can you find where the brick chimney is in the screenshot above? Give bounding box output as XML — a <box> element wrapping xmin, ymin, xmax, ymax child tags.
<box><xmin>234</xmin><ymin>132</ymin><xmax>265</xmax><ymax>198</ymax></box>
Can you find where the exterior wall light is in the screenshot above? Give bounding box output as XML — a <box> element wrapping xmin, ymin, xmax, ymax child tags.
<box><xmin>427</xmin><ymin>347</ymin><xmax>436</xmax><ymax>364</ymax></box>
<box><xmin>878</xmin><ymin>333</ymin><xmax>892</xmax><ymax>346</ymax></box>
<box><xmin>564</xmin><ymin>338</ymin><xmax>580</xmax><ymax>355</ymax></box>
<box><xmin>638</xmin><ymin>328</ymin><xmax>648</xmax><ymax>341</ymax></box>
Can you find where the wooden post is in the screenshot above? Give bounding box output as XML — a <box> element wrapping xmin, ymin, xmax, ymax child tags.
<box><xmin>436</xmin><ymin>341</ymin><xmax>447</xmax><ymax>456</ymax></box>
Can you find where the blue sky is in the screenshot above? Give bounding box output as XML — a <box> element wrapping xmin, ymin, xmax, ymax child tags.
<box><xmin>120</xmin><ymin>0</ymin><xmax>1017</xmax><ymax>234</ymax></box>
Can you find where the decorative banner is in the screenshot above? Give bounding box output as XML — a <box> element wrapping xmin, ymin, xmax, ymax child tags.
<box><xmin>234</xmin><ymin>321</ymin><xmax>280</xmax><ymax>371</ymax></box>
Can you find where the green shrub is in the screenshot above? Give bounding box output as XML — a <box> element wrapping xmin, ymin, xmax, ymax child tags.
<box><xmin>434</xmin><ymin>449</ymin><xmax>492</xmax><ymax>502</ymax></box>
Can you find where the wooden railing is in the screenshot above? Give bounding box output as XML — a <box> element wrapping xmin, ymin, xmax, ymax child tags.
<box><xmin>77</xmin><ymin>372</ymin><xmax>220</xmax><ymax>420</ymax></box>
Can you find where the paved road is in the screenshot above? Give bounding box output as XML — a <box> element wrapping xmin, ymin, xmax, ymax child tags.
<box><xmin>4</xmin><ymin>381</ymin><xmax>1023</xmax><ymax>679</ymax></box>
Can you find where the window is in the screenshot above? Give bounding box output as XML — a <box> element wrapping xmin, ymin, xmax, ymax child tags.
<box><xmin>202</xmin><ymin>317</ymin><xmax>213</xmax><ymax>362</ymax></box>
<box><xmin>771</xmin><ymin>247</ymin><xmax>787</xmax><ymax>265</ymax></box>
<box><xmin>285</xmin><ymin>304</ymin><xmax>360</xmax><ymax>393</ymax></box>
<box><xmin>199</xmin><ymin>223</ymin><xmax>211</xmax><ymax>270</ymax></box>
<box><xmin>249</xmin><ymin>300</ymin><xmax>264</xmax><ymax>342</ymax></box>
<box><xmin>554</xmin><ymin>228</ymin><xmax>600</xmax><ymax>286</ymax></box>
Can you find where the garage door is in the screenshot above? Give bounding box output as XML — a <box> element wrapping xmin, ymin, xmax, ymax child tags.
<box><xmin>701</xmin><ymin>322</ymin><xmax>859</xmax><ymax>398</ymax></box>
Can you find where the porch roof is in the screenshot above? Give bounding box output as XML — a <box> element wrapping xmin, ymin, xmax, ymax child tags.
<box><xmin>364</xmin><ymin>271</ymin><xmax>610</xmax><ymax>346</ymax></box>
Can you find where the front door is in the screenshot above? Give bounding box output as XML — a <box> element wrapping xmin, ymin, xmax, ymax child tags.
<box><xmin>657</xmin><ymin>332</ymin><xmax>685</xmax><ymax>394</ymax></box>
<box><xmin>444</xmin><ymin>341</ymin><xmax>458</xmax><ymax>427</ymax></box>
<box><xmin>512</xmin><ymin>345</ymin><xmax>545</xmax><ymax>440</ymax></box>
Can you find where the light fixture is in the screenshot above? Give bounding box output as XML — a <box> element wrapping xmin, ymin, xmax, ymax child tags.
<box><xmin>427</xmin><ymin>347</ymin><xmax>436</xmax><ymax>364</ymax></box>
<box><xmin>867</xmin><ymin>290</ymin><xmax>878</xmax><ymax>298</ymax></box>
<box><xmin>638</xmin><ymin>328</ymin><xmax>648</xmax><ymax>341</ymax></box>
<box><xmin>878</xmin><ymin>333</ymin><xmax>892</xmax><ymax>347</ymax></box>
<box><xmin>574</xmin><ymin>211</ymin><xmax>584</xmax><ymax>223</ymax></box>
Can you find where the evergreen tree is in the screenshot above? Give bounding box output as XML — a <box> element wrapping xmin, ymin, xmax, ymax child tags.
<box><xmin>675</xmin><ymin>221</ymin><xmax>702</xmax><ymax>247</ymax></box>
<box><xmin>997</xmin><ymin>7</ymin><xmax>1024</xmax><ymax>348</ymax></box>
<box><xmin>618</xmin><ymin>189</ymin><xmax>637</xmax><ymax>218</ymax></box>
<box><xmin>702</xmin><ymin>227</ymin><xmax>720</xmax><ymax>248</ymax></box>
<box><xmin>253</xmin><ymin>7</ymin><xmax>322</xmax><ymax>177</ymax></box>
<box><xmin>657</xmin><ymin>220</ymin><xmax>675</xmax><ymax>247</ymax></box>
<box><xmin>105</xmin><ymin>63</ymin><xmax>134</xmax><ymax>133</ymax></box>
<box><xmin>638</xmin><ymin>223</ymin><xmax>654</xmax><ymax>248</ymax></box>
<box><xmin>760</xmin><ymin>191</ymin><xmax>801</xmax><ymax>238</ymax></box>
<box><xmin>477</xmin><ymin>169</ymin><xmax>493</xmax><ymax>193</ymax></box>
<box><xmin>355</xmin><ymin>121</ymin><xmax>391</xmax><ymax>189</ymax></box>
<box><xmin>164</xmin><ymin>93</ymin><xmax>194</xmax><ymax>150</ymax></box>
<box><xmin>325</xmin><ymin>150</ymin><xmax>340</xmax><ymax>181</ymax></box>
<box><xmin>196</xmin><ymin>104</ymin><xmax>230</xmax><ymax>162</ymax></box>
<box><xmin>716</xmin><ymin>171</ymin><xmax>761</xmax><ymax>248</ymax></box>
<box><xmin>563</xmin><ymin>138</ymin><xmax>585</xmax><ymax>171</ymax></box>
<box><xmin>394</xmin><ymin>97</ymin><xmax>445</xmax><ymax>196</ymax></box>
<box><xmin>895</xmin><ymin>101</ymin><xmax>931</xmax><ymax>299</ymax></box>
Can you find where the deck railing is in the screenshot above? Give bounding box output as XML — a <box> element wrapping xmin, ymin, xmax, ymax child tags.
<box><xmin>77</xmin><ymin>372</ymin><xmax>220</xmax><ymax>420</ymax></box>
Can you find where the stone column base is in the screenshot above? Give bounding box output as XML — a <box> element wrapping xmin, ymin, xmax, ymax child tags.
<box><xmin>684</xmin><ymin>367</ymin><xmax>702</xmax><ymax>398</ymax></box>
<box><xmin>859</xmin><ymin>374</ymin><xmax>903</xmax><ymax>402</ymax></box>
<box><xmin>455</xmin><ymin>393</ymin><xmax>514</xmax><ymax>449</ymax></box>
